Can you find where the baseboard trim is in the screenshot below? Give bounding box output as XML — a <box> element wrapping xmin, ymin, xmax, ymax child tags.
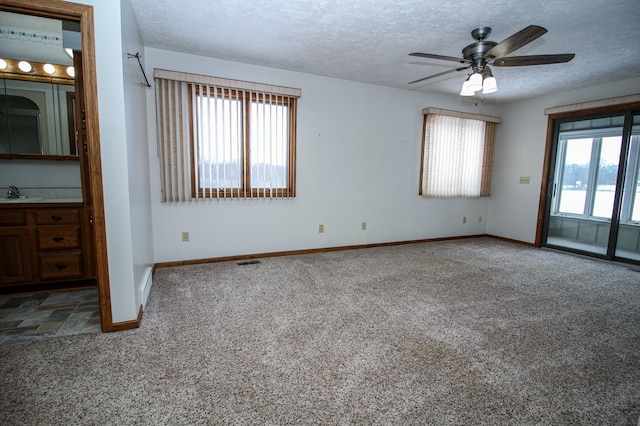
<box><xmin>140</xmin><ymin>266</ymin><xmax>154</xmax><ymax>309</ymax></box>
<box><xmin>108</xmin><ymin>304</ymin><xmax>143</xmax><ymax>332</ymax></box>
<box><xmin>154</xmin><ymin>234</ymin><xmax>503</xmax><ymax>269</ymax></box>
<box><xmin>486</xmin><ymin>234</ymin><xmax>536</xmax><ymax>247</ymax></box>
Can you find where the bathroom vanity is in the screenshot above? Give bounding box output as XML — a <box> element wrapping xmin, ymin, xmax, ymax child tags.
<box><xmin>0</xmin><ymin>200</ymin><xmax>95</xmax><ymax>292</ymax></box>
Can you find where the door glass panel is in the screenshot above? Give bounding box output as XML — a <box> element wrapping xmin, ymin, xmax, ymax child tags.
<box><xmin>632</xmin><ymin>153</ymin><xmax>640</xmax><ymax>222</ymax></box>
<box><xmin>593</xmin><ymin>136</ymin><xmax>622</xmax><ymax>218</ymax></box>
<box><xmin>557</xmin><ymin>138</ymin><xmax>592</xmax><ymax>215</ymax></box>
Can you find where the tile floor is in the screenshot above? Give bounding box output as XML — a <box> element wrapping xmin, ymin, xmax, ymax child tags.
<box><xmin>0</xmin><ymin>288</ymin><xmax>101</xmax><ymax>345</ymax></box>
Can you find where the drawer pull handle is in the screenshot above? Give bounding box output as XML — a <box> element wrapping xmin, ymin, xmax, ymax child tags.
<box><xmin>51</xmin><ymin>215</ymin><xmax>63</xmax><ymax>221</ymax></box>
<box><xmin>52</xmin><ymin>237</ymin><xmax>64</xmax><ymax>243</ymax></box>
<box><xmin>55</xmin><ymin>264</ymin><xmax>67</xmax><ymax>270</ymax></box>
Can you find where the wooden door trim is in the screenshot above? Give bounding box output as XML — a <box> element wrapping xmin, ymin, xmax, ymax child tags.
<box><xmin>1</xmin><ymin>0</ymin><xmax>114</xmax><ymax>332</ymax></box>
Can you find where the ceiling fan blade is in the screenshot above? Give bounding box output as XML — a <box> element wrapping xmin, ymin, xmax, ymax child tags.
<box><xmin>492</xmin><ymin>54</ymin><xmax>575</xmax><ymax>66</ymax></box>
<box><xmin>410</xmin><ymin>52</ymin><xmax>469</xmax><ymax>64</ymax></box>
<box><xmin>484</xmin><ymin>25</ymin><xmax>548</xmax><ymax>59</ymax></box>
<box><xmin>409</xmin><ymin>66</ymin><xmax>470</xmax><ymax>84</ymax></box>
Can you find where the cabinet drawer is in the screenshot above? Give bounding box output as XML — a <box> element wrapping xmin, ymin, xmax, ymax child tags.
<box><xmin>37</xmin><ymin>227</ymin><xmax>81</xmax><ymax>250</ymax></box>
<box><xmin>0</xmin><ymin>210</ymin><xmax>27</xmax><ymax>226</ymax></box>
<box><xmin>39</xmin><ymin>251</ymin><xmax>83</xmax><ymax>281</ymax></box>
<box><xmin>35</xmin><ymin>209</ymin><xmax>80</xmax><ymax>225</ymax></box>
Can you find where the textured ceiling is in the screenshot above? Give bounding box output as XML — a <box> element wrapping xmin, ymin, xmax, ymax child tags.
<box><xmin>130</xmin><ymin>0</ymin><xmax>640</xmax><ymax>103</ymax></box>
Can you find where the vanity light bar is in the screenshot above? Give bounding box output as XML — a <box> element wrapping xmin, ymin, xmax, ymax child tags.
<box><xmin>0</xmin><ymin>57</ymin><xmax>75</xmax><ymax>83</ymax></box>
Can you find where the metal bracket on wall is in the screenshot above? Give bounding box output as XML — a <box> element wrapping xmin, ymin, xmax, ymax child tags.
<box><xmin>127</xmin><ymin>52</ymin><xmax>152</xmax><ymax>88</ymax></box>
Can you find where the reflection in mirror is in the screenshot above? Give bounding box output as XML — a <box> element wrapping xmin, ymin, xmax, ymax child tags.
<box><xmin>1</xmin><ymin>73</ymin><xmax>76</xmax><ymax>155</ymax></box>
<box><xmin>0</xmin><ymin>11</ymin><xmax>80</xmax><ymax>158</ymax></box>
<box><xmin>0</xmin><ymin>91</ymin><xmax>42</xmax><ymax>153</ymax></box>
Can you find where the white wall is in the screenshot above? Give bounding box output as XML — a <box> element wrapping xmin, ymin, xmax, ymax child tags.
<box><xmin>70</xmin><ymin>0</ymin><xmax>138</xmax><ymax>323</ymax></box>
<box><xmin>488</xmin><ymin>76</ymin><xmax>640</xmax><ymax>243</ymax></box>
<box><xmin>120</xmin><ymin>0</ymin><xmax>154</xmax><ymax>309</ymax></box>
<box><xmin>0</xmin><ymin>160</ymin><xmax>80</xmax><ymax>189</ymax></box>
<box><xmin>144</xmin><ymin>48</ymin><xmax>499</xmax><ymax>263</ymax></box>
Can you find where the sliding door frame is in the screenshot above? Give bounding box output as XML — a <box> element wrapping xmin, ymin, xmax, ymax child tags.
<box><xmin>536</xmin><ymin>101</ymin><xmax>640</xmax><ymax>263</ymax></box>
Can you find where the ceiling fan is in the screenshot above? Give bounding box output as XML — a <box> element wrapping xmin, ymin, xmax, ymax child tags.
<box><xmin>409</xmin><ymin>25</ymin><xmax>575</xmax><ymax>95</ymax></box>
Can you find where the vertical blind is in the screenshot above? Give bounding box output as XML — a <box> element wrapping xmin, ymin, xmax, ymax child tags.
<box><xmin>154</xmin><ymin>69</ymin><xmax>301</xmax><ymax>201</ymax></box>
<box><xmin>420</xmin><ymin>108</ymin><xmax>499</xmax><ymax>198</ymax></box>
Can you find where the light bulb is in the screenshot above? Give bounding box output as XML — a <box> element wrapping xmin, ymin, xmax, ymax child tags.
<box><xmin>43</xmin><ymin>63</ymin><xmax>56</xmax><ymax>74</ymax></box>
<box><xmin>460</xmin><ymin>79</ymin><xmax>475</xmax><ymax>96</ymax></box>
<box><xmin>0</xmin><ymin>59</ymin><xmax>7</xmax><ymax>70</ymax></box>
<box><xmin>467</xmin><ymin>72</ymin><xmax>483</xmax><ymax>92</ymax></box>
<box><xmin>18</xmin><ymin>61</ymin><xmax>32</xmax><ymax>72</ymax></box>
<box><xmin>66</xmin><ymin>66</ymin><xmax>75</xmax><ymax>77</ymax></box>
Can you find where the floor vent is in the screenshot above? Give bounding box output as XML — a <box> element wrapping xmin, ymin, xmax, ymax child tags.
<box><xmin>237</xmin><ymin>260</ymin><xmax>261</xmax><ymax>266</ymax></box>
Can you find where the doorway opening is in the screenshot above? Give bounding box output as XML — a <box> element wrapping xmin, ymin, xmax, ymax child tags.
<box><xmin>1</xmin><ymin>0</ymin><xmax>113</xmax><ymax>331</ymax></box>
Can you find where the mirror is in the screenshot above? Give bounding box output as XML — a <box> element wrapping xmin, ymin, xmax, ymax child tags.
<box><xmin>1</xmin><ymin>75</ymin><xmax>76</xmax><ymax>156</ymax></box>
<box><xmin>0</xmin><ymin>11</ymin><xmax>80</xmax><ymax>159</ymax></box>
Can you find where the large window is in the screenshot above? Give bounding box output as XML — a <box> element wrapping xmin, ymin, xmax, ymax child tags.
<box><xmin>194</xmin><ymin>89</ymin><xmax>296</xmax><ymax>198</ymax></box>
<box><xmin>419</xmin><ymin>108</ymin><xmax>500</xmax><ymax>197</ymax></box>
<box><xmin>154</xmin><ymin>69</ymin><xmax>300</xmax><ymax>201</ymax></box>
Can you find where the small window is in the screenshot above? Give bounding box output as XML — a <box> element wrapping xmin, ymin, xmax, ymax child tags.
<box><xmin>419</xmin><ymin>108</ymin><xmax>500</xmax><ymax>198</ymax></box>
<box><xmin>154</xmin><ymin>70</ymin><xmax>300</xmax><ymax>201</ymax></box>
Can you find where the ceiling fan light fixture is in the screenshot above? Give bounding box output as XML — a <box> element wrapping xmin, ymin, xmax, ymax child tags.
<box><xmin>482</xmin><ymin>75</ymin><xmax>498</xmax><ymax>94</ymax></box>
<box><xmin>410</xmin><ymin>25</ymin><xmax>574</xmax><ymax>97</ymax></box>
<box><xmin>467</xmin><ymin>72</ymin><xmax>483</xmax><ymax>92</ymax></box>
<box><xmin>460</xmin><ymin>78</ymin><xmax>476</xmax><ymax>96</ymax></box>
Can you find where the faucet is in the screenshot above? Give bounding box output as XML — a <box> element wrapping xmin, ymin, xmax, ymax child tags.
<box><xmin>7</xmin><ymin>186</ymin><xmax>21</xmax><ymax>199</ymax></box>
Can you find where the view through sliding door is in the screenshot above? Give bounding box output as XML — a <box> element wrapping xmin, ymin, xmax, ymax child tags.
<box><xmin>542</xmin><ymin>111</ymin><xmax>640</xmax><ymax>263</ymax></box>
<box><xmin>615</xmin><ymin>114</ymin><xmax>640</xmax><ymax>261</ymax></box>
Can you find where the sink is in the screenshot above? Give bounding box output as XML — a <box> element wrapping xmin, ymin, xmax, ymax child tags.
<box><xmin>0</xmin><ymin>197</ymin><xmax>44</xmax><ymax>203</ymax></box>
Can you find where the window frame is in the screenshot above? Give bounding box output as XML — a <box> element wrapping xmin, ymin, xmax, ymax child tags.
<box><xmin>552</xmin><ymin>131</ymin><xmax>612</xmax><ymax>219</ymax></box>
<box><xmin>620</xmin><ymin>134</ymin><xmax>640</xmax><ymax>223</ymax></box>
<box><xmin>190</xmin><ymin>86</ymin><xmax>297</xmax><ymax>199</ymax></box>
<box><xmin>153</xmin><ymin>69</ymin><xmax>301</xmax><ymax>202</ymax></box>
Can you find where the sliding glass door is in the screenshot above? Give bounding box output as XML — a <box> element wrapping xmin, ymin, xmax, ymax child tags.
<box><xmin>543</xmin><ymin>111</ymin><xmax>640</xmax><ymax>263</ymax></box>
<box><xmin>615</xmin><ymin>115</ymin><xmax>640</xmax><ymax>261</ymax></box>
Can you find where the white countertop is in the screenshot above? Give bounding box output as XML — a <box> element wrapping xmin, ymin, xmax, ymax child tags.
<box><xmin>0</xmin><ymin>197</ymin><xmax>83</xmax><ymax>204</ymax></box>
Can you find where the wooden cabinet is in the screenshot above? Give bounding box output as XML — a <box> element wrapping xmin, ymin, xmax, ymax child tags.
<box><xmin>0</xmin><ymin>204</ymin><xmax>95</xmax><ymax>290</ymax></box>
<box><xmin>0</xmin><ymin>209</ymin><xmax>31</xmax><ymax>284</ymax></box>
<box><xmin>0</xmin><ymin>228</ymin><xmax>32</xmax><ymax>284</ymax></box>
<box><xmin>34</xmin><ymin>208</ymin><xmax>84</xmax><ymax>282</ymax></box>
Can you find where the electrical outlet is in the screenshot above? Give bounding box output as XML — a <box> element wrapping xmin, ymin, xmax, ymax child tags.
<box><xmin>318</xmin><ymin>224</ymin><xmax>324</xmax><ymax>233</ymax></box>
<box><xmin>361</xmin><ymin>222</ymin><xmax>367</xmax><ymax>231</ymax></box>
<box><xmin>463</xmin><ymin>216</ymin><xmax>467</xmax><ymax>224</ymax></box>
<box><xmin>182</xmin><ymin>231</ymin><xmax>189</xmax><ymax>242</ymax></box>
<box><xmin>519</xmin><ymin>176</ymin><xmax>531</xmax><ymax>184</ymax></box>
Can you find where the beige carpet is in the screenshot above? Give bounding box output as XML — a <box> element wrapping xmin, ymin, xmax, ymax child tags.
<box><xmin>1</xmin><ymin>238</ymin><xmax>639</xmax><ymax>425</ymax></box>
